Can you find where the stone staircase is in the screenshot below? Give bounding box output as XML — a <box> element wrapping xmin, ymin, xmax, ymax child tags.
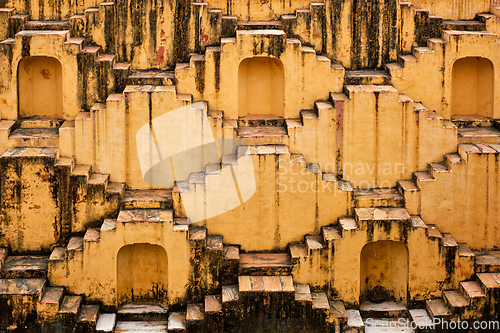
<box><xmin>0</xmin><ymin>147</ymin><xmax>123</xmax><ymax>252</ymax></box>
<box><xmin>329</xmin><ymin>83</ymin><xmax>457</xmax><ymax>186</ymax></box>
<box><xmin>399</xmin><ymin>142</ymin><xmax>500</xmax><ymax>248</ymax></box>
<box><xmin>189</xmin><ymin>1</ymin><xmax>328</xmax><ymax>53</ymax></box>
<box><xmin>386</xmin><ymin>7</ymin><xmax>500</xmax><ymax>122</ymax></box>
<box><xmin>0</xmin><ymin>248</ymin><xmax>102</xmax><ymax>332</ymax></box>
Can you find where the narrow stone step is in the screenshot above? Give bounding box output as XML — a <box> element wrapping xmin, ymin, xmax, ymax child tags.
<box><xmin>40</xmin><ymin>286</ymin><xmax>64</xmax><ymax>306</ymax></box>
<box><xmin>477</xmin><ymin>273</ymin><xmax>500</xmax><ymax>292</ymax></box>
<box><xmin>96</xmin><ymin>313</ymin><xmax>116</xmax><ymax>332</ymax></box>
<box><xmin>410</xmin><ymin>216</ymin><xmax>427</xmax><ymax>229</ymax></box>
<box><xmin>238</xmin><ymin>114</ymin><xmax>285</xmax><ymax>127</ymax></box>
<box><xmin>289</xmin><ymin>244</ymin><xmax>307</xmax><ymax>259</ymax></box>
<box><xmin>9</xmin><ymin>128</ymin><xmax>59</xmax><ymax>147</ymax></box>
<box><xmin>84</xmin><ymin>228</ymin><xmax>100</xmax><ymax>242</ymax></box>
<box><xmin>222</xmin><ymin>285</ymin><xmax>239</xmax><ymax>303</ymax></box>
<box><xmin>314</xmin><ymin>101</ymin><xmax>334</xmax><ymax>115</ymax></box>
<box><xmin>294</xmin><ymin>284</ymin><xmax>312</xmax><ymax>302</ymax></box>
<box><xmin>67</xmin><ymin>237</ymin><xmax>84</xmax><ymax>251</ymax></box>
<box><xmin>55</xmin><ymin>157</ymin><xmax>75</xmax><ymax>170</ymax></box>
<box><xmin>474</xmin><ymin>251</ymin><xmax>500</xmax><ymax>272</ymax></box>
<box><xmin>300</xmin><ymin>110</ymin><xmax>318</xmax><ymax>123</ymax></box>
<box><xmin>117</xmin><ymin>302</ymin><xmax>168</xmax><ymax>321</ymax></box>
<box><xmin>0</xmin><ymin>121</ymin><xmax>16</xmax><ymax>138</ymax></box>
<box><xmin>117</xmin><ymin>209</ymin><xmax>173</xmax><ymax>224</ymax></box>
<box><xmin>49</xmin><ymin>247</ymin><xmax>66</xmax><ymax>261</ymax></box>
<box><xmin>458</xmin><ymin>127</ymin><xmax>500</xmax><ymax>144</ymax></box>
<box><xmin>1</xmin><ymin>147</ymin><xmax>59</xmax><ymax>160</ymax></box>
<box><xmin>346</xmin><ymin>309</ymin><xmax>364</xmax><ymax>331</ymax></box>
<box><xmin>239</xmin><ymin>253</ymin><xmax>292</xmax><ymax>275</ymax></box>
<box><xmin>355</xmin><ymin>207</ymin><xmax>411</xmax><ymax>222</ymax></box>
<box><xmin>444</xmin><ymin>153</ymin><xmax>465</xmax><ymax>168</ymax></box>
<box><xmin>409</xmin><ymin>309</ymin><xmax>433</xmax><ymax>329</ymax></box>
<box><xmin>122</xmin><ymin>189</ymin><xmax>173</xmax><ymax>210</ymax></box>
<box><xmin>237</xmin><ymin>20</ymin><xmax>283</xmax><ymax>30</ymax></box>
<box><xmin>339</xmin><ymin>217</ymin><xmax>358</xmax><ymax>233</ymax></box>
<box><xmin>223</xmin><ymin>246</ymin><xmax>240</xmax><ymax>260</ymax></box>
<box><xmin>353</xmin><ymin>188</ymin><xmax>404</xmax><ymax>208</ymax></box>
<box><xmin>24</xmin><ymin>20</ymin><xmax>70</xmax><ymax>30</ymax></box>
<box><xmin>426</xmin><ymin>225</ymin><xmax>443</xmax><ymax>239</ymax></box>
<box><xmin>188</xmin><ymin>172</ymin><xmax>205</xmax><ymax>184</ymax></box>
<box><xmin>115</xmin><ymin>321</ymin><xmax>167</xmax><ymax>332</ymax></box>
<box><xmin>412</xmin><ymin>171</ymin><xmax>435</xmax><ymax>183</ymax></box>
<box><xmin>38</xmin><ymin>286</ymin><xmax>64</xmax><ymax>320</ymax></box>
<box><xmin>425</xmin><ymin>299</ymin><xmax>451</xmax><ymax>319</ymax></box>
<box><xmin>427</xmin><ymin>162</ymin><xmax>450</xmax><ymax>177</ymax></box>
<box><xmin>305</xmin><ymin>235</ymin><xmax>324</xmax><ymax>251</ymax></box>
<box><xmin>186</xmin><ymin>303</ymin><xmax>204</xmax><ymax>321</ymax></box>
<box><xmin>237</xmin><ymin>126</ymin><xmax>287</xmax><ymax>138</ymax></box>
<box><xmin>204</xmin><ymin>295</ymin><xmax>222</xmax><ymax>313</ymax></box>
<box><xmin>322</xmin><ymin>226</ymin><xmax>342</xmax><ymax>243</ymax></box>
<box><xmin>168</xmin><ymin>312</ymin><xmax>186</xmax><ymax>331</ymax></box>
<box><xmin>205</xmin><ymin>163</ymin><xmax>222</xmax><ymax>175</ymax></box>
<box><xmin>189</xmin><ymin>226</ymin><xmax>207</xmax><ymax>242</ymax></box>
<box><xmin>127</xmin><ymin>69</ymin><xmax>175</xmax><ymax>85</ymax></box>
<box><xmin>398</xmin><ymin>54</ymin><xmax>418</xmax><ymax>67</ymax></box>
<box><xmin>238</xmin><ymin>275</ymin><xmax>294</xmax><ymax>292</ymax></box>
<box><xmin>101</xmin><ymin>219</ymin><xmax>117</xmax><ymax>232</ymax></box>
<box><xmin>460</xmin><ymin>281</ymin><xmax>486</xmax><ymax>301</ymax></box>
<box><xmin>412</xmin><ymin>46</ymin><xmax>434</xmax><ymax>58</ymax></box>
<box><xmin>206</xmin><ymin>235</ymin><xmax>223</xmax><ymax>251</ymax></box>
<box><xmin>441</xmin><ymin>233</ymin><xmax>458</xmax><ymax>247</ymax></box>
<box><xmin>443</xmin><ymin>290</ymin><xmax>469</xmax><ymax>309</ymax></box>
<box><xmin>0</xmin><ymin>255</ymin><xmax>48</xmax><ymax>278</ymax></box>
<box><xmin>329</xmin><ymin>301</ymin><xmax>347</xmax><ymax>321</ymax></box>
<box><xmin>344</xmin><ymin>69</ymin><xmax>391</xmax><ymax>85</ymax></box>
<box><xmin>106</xmin><ymin>182</ymin><xmax>126</xmax><ymax>195</ymax></box>
<box><xmin>59</xmin><ymin>295</ymin><xmax>83</xmax><ymax>315</ymax></box>
<box><xmin>359</xmin><ymin>301</ymin><xmax>407</xmax><ymax>318</ymax></box>
<box><xmin>19</xmin><ymin>116</ymin><xmax>64</xmax><ymax>128</ymax></box>
<box><xmin>0</xmin><ymin>278</ymin><xmax>46</xmax><ymax>297</ymax></box>
<box><xmin>71</xmin><ymin>164</ymin><xmax>92</xmax><ymax>178</ymax></box>
<box><xmin>451</xmin><ymin>114</ymin><xmax>493</xmax><ymax>128</ymax></box>
<box><xmin>77</xmin><ymin>304</ymin><xmax>100</xmax><ymax>329</ymax></box>
<box><xmin>311</xmin><ymin>292</ymin><xmax>329</xmax><ymax>310</ymax></box>
<box><xmin>88</xmin><ymin>173</ymin><xmax>110</xmax><ymax>187</ymax></box>
<box><xmin>442</xmin><ymin>20</ymin><xmax>486</xmax><ymax>31</ymax></box>
<box><xmin>458</xmin><ymin>243</ymin><xmax>474</xmax><ymax>258</ymax></box>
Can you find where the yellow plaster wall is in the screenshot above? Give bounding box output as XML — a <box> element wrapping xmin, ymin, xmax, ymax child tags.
<box><xmin>0</xmin><ymin>31</ymin><xmax>81</xmax><ymax>120</ymax></box>
<box><xmin>0</xmin><ymin>150</ymin><xmax>60</xmax><ymax>252</ymax></box>
<box><xmin>418</xmin><ymin>149</ymin><xmax>500</xmax><ymax>250</ymax></box>
<box><xmin>175</xmin><ymin>33</ymin><xmax>344</xmax><ymax>119</ymax></box>
<box><xmin>411</xmin><ymin>0</ymin><xmax>489</xmax><ymax>20</ymax></box>
<box><xmin>49</xmin><ymin>218</ymin><xmax>190</xmax><ymax>307</ymax></box>
<box><xmin>192</xmin><ymin>153</ymin><xmax>351</xmax><ymax>251</ymax></box>
<box><xmin>390</xmin><ymin>30</ymin><xmax>500</xmax><ymax>120</ymax></box>
<box><xmin>203</xmin><ymin>0</ymin><xmax>310</xmax><ymax>20</ymax></box>
<box><xmin>332</xmin><ymin>222</ymin><xmax>456</xmax><ymax>306</ymax></box>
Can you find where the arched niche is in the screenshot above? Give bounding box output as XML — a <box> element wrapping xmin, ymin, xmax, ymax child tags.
<box><xmin>360</xmin><ymin>240</ymin><xmax>408</xmax><ymax>304</ymax></box>
<box><xmin>117</xmin><ymin>243</ymin><xmax>168</xmax><ymax>306</ymax></box>
<box><xmin>238</xmin><ymin>57</ymin><xmax>284</xmax><ymax>117</ymax></box>
<box><xmin>18</xmin><ymin>56</ymin><xmax>63</xmax><ymax>119</ymax></box>
<box><xmin>451</xmin><ymin>57</ymin><xmax>494</xmax><ymax>118</ymax></box>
